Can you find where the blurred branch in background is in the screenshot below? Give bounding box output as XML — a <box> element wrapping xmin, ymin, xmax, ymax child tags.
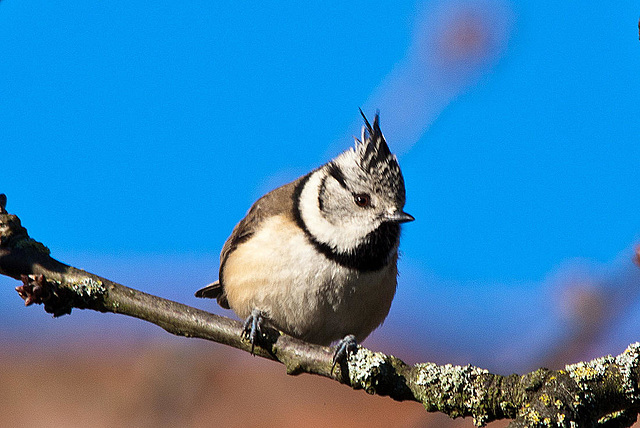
<box><xmin>543</xmin><ymin>255</ymin><xmax>640</xmax><ymax>369</ymax></box>
<box><xmin>2</xmin><ymin>194</ymin><xmax>640</xmax><ymax>428</ymax></box>
<box><xmin>360</xmin><ymin>0</ymin><xmax>513</xmax><ymax>154</ymax></box>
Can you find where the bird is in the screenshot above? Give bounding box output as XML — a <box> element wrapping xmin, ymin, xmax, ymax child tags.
<box><xmin>195</xmin><ymin>110</ymin><xmax>413</xmax><ymax>362</ymax></box>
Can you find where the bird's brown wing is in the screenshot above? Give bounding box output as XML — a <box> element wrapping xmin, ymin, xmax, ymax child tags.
<box><xmin>194</xmin><ymin>280</ymin><xmax>223</xmax><ymax>299</ymax></box>
<box><xmin>194</xmin><ymin>176</ymin><xmax>305</xmax><ymax>308</ymax></box>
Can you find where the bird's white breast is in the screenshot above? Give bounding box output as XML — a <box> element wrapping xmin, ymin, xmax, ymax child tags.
<box><xmin>222</xmin><ymin>215</ymin><xmax>398</xmax><ymax>345</ymax></box>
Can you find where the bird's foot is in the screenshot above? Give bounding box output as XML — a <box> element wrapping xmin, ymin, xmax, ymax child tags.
<box><xmin>332</xmin><ymin>334</ymin><xmax>358</xmax><ymax>374</ymax></box>
<box><xmin>242</xmin><ymin>308</ymin><xmax>266</xmax><ymax>355</ymax></box>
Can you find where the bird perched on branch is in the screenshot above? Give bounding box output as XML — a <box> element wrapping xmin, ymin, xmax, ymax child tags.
<box><xmin>196</xmin><ymin>111</ymin><xmax>413</xmax><ymax>363</ymax></box>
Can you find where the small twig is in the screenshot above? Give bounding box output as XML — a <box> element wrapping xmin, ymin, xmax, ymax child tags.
<box><xmin>2</xmin><ymin>193</ymin><xmax>640</xmax><ymax>427</ymax></box>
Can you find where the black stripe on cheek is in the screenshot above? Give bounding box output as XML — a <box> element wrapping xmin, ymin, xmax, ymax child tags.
<box><xmin>293</xmin><ymin>171</ymin><xmax>399</xmax><ymax>272</ymax></box>
<box><xmin>292</xmin><ymin>172</ymin><xmax>312</xmax><ymax>232</ymax></box>
<box><xmin>327</xmin><ymin>162</ymin><xmax>348</xmax><ymax>189</ymax></box>
<box><xmin>318</xmin><ymin>175</ymin><xmax>327</xmax><ymax>212</ymax></box>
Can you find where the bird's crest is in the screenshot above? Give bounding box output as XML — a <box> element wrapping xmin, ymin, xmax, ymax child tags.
<box><xmin>352</xmin><ymin>110</ymin><xmax>405</xmax><ymax>201</ymax></box>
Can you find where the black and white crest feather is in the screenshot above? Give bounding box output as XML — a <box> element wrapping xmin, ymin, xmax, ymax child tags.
<box><xmin>356</xmin><ymin>109</ymin><xmax>393</xmax><ymax>173</ymax></box>
<box><xmin>353</xmin><ymin>110</ymin><xmax>406</xmax><ymax>206</ymax></box>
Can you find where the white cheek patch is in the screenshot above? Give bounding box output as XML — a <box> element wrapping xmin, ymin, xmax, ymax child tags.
<box><xmin>298</xmin><ymin>169</ymin><xmax>370</xmax><ymax>253</ymax></box>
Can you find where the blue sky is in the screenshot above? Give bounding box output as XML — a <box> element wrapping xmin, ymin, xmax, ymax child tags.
<box><xmin>1</xmin><ymin>1</ymin><xmax>639</xmax><ymax>371</ymax></box>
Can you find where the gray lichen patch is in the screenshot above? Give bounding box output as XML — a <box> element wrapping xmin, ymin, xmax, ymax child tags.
<box><xmin>40</xmin><ymin>276</ymin><xmax>109</xmax><ymax>316</ymax></box>
<box><xmin>347</xmin><ymin>347</ymin><xmax>390</xmax><ymax>394</ymax></box>
<box><xmin>69</xmin><ymin>277</ymin><xmax>107</xmax><ymax>301</ymax></box>
<box><xmin>414</xmin><ymin>362</ymin><xmax>489</xmax><ymax>423</ymax></box>
<box><xmin>614</xmin><ymin>342</ymin><xmax>640</xmax><ymax>402</ymax></box>
<box><xmin>565</xmin><ymin>354</ymin><xmax>615</xmax><ymax>388</ymax></box>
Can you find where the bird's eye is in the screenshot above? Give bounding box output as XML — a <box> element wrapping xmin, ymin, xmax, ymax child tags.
<box><xmin>353</xmin><ymin>193</ymin><xmax>371</xmax><ymax>208</ymax></box>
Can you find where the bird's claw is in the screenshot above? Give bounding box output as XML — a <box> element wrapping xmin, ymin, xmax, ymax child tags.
<box><xmin>332</xmin><ymin>334</ymin><xmax>358</xmax><ymax>374</ymax></box>
<box><xmin>242</xmin><ymin>309</ymin><xmax>265</xmax><ymax>355</ymax></box>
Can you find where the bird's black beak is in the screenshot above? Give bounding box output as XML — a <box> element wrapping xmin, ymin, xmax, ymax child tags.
<box><xmin>386</xmin><ymin>211</ymin><xmax>415</xmax><ymax>223</ymax></box>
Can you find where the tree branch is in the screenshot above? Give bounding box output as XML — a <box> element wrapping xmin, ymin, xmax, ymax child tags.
<box><xmin>1</xmin><ymin>193</ymin><xmax>639</xmax><ymax>427</ymax></box>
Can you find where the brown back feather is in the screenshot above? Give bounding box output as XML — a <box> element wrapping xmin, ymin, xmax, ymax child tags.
<box><xmin>196</xmin><ymin>176</ymin><xmax>306</xmax><ymax>308</ymax></box>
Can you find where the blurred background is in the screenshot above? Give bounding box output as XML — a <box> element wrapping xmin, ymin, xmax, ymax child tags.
<box><xmin>1</xmin><ymin>1</ymin><xmax>639</xmax><ymax>426</ymax></box>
